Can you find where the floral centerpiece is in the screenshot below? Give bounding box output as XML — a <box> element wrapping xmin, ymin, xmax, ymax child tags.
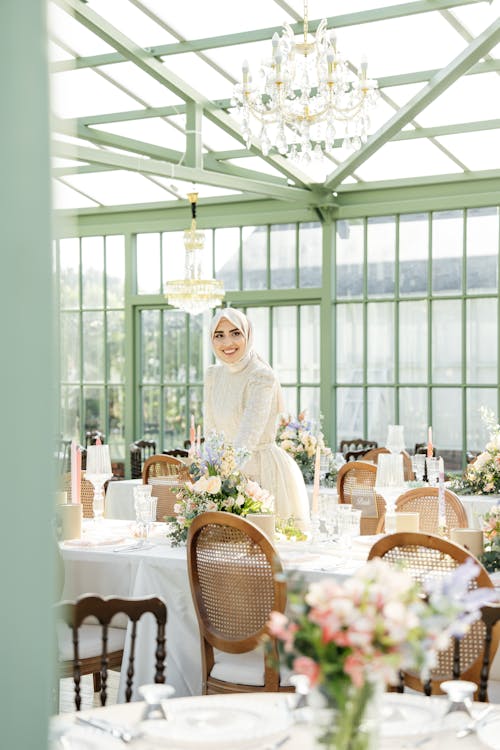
<box><xmin>277</xmin><ymin>412</ymin><xmax>333</xmax><ymax>485</ymax></box>
<box><xmin>480</xmin><ymin>505</ymin><xmax>500</xmax><ymax>573</ymax></box>
<box><xmin>166</xmin><ymin>432</ymin><xmax>274</xmax><ymax>546</ymax></box>
<box><xmin>268</xmin><ymin>557</ymin><xmax>492</xmax><ymax>750</ymax></box>
<box><xmin>451</xmin><ymin>407</ymin><xmax>500</xmax><ymax>495</ymax></box>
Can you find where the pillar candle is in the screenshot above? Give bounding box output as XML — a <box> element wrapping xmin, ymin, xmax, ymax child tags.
<box><xmin>450</xmin><ymin>528</ymin><xmax>484</xmax><ymax>559</ymax></box>
<box><xmin>395</xmin><ymin>512</ymin><xmax>420</xmax><ymax>532</ymax></box>
<box><xmin>57</xmin><ymin>503</ymin><xmax>83</xmax><ymax>540</ymax></box>
<box><xmin>427</xmin><ymin>426</ymin><xmax>433</xmax><ymax>458</ymax></box>
<box><xmin>312</xmin><ymin>444</ymin><xmax>321</xmax><ymax>515</ymax></box>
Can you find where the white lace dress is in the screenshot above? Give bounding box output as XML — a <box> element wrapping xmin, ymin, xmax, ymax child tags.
<box><xmin>204</xmin><ymin>355</ymin><xmax>310</xmax><ymax>528</ymax></box>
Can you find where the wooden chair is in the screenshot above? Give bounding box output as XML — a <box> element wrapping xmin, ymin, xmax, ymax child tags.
<box><xmin>62</xmin><ymin>471</ymin><xmax>96</xmax><ymax>519</ymax></box>
<box><xmin>130</xmin><ymin>439</ymin><xmax>157</xmax><ymax>479</ymax></box>
<box><xmin>187</xmin><ymin>511</ymin><xmax>292</xmax><ymax>695</ymax></box>
<box><xmin>184</xmin><ymin>437</ymin><xmax>205</xmax><ymax>450</ymax></box>
<box><xmin>143</xmin><ymin>454</ymin><xmax>190</xmax><ymax>520</ymax></box>
<box><xmin>340</xmin><ymin>438</ymin><xmax>378</xmax><ymax>455</ymax></box>
<box><xmin>85</xmin><ymin>430</ymin><xmax>106</xmax><ymax>448</ymax></box>
<box><xmin>163</xmin><ymin>448</ymin><xmax>189</xmax><ymax>458</ymax></box>
<box><xmin>367</xmin><ymin>532</ymin><xmax>500</xmax><ymax>700</ymax></box>
<box><xmin>396</xmin><ymin>487</ymin><xmax>468</xmax><ymax>534</ymax></box>
<box><xmin>336</xmin><ymin>461</ymin><xmax>386</xmax><ymax>534</ymax></box>
<box><xmin>56</xmin><ymin>594</ymin><xmax>167</xmax><ymax>710</ymax></box>
<box><xmin>363</xmin><ymin>447</ymin><xmax>414</xmax><ymax>481</ymax></box>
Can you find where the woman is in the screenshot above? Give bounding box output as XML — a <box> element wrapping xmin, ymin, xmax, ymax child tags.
<box><xmin>204</xmin><ymin>307</ymin><xmax>310</xmax><ymax>529</ymax></box>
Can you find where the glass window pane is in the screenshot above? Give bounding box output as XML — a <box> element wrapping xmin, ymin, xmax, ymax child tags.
<box><xmin>215</xmin><ymin>227</ymin><xmax>240</xmax><ymax>291</ymax></box>
<box><xmin>367</xmin><ymin>302</ymin><xmax>394</xmax><ymax>383</ymax></box>
<box><xmin>299</xmin><ymin>222</ymin><xmax>321</xmax><ymax>288</ymax></box>
<box><xmin>466</xmin><ymin>298</ymin><xmax>497</xmax><ymax>384</ymax></box>
<box><xmin>399</xmin><ymin>213</ymin><xmax>428</xmax><ymax>296</ymax></box>
<box><xmin>189</xmin><ymin>313</ymin><xmax>206</xmax><ymax>382</ymax></box>
<box><xmin>432</xmin><ymin>300</ymin><xmax>461</xmax><ymax>383</ymax></box>
<box><xmin>432</xmin><ymin>387</ymin><xmax>462</xmax><ymax>450</ymax></box>
<box><xmin>299</xmin><ymin>387</ymin><xmax>320</xmax><ymax>424</ymax></box>
<box><xmin>467</xmin><ymin>388</ymin><xmax>498</xmax><ymax>452</ymax></box>
<box><xmin>137</xmin><ymin>232</ymin><xmax>161</xmax><ymax>294</ymax></box>
<box><xmin>281</xmin><ymin>386</ymin><xmax>297</xmax><ymax>417</ymax></box>
<box><xmin>82</xmin><ymin>311</ymin><xmax>104</xmax><ymax>382</ymax></box>
<box><xmin>189</xmin><ymin>386</ymin><xmax>203</xmax><ymax>430</ymax></box>
<box><xmin>367</xmin><ymin>216</ymin><xmax>395</xmax><ymax>297</ymax></box>
<box><xmin>108</xmin><ymin>385</ymin><xmax>125</xmax><ymax>460</ymax></box>
<box><xmin>466</xmin><ymin>207</ymin><xmax>499</xmax><ymax>293</ymax></box>
<box><xmin>399</xmin><ymin>300</ymin><xmax>427</xmax><ymax>382</ymax></box>
<box><xmin>367</xmin><ymin>387</ymin><xmax>394</xmax><ymax>444</ymax></box>
<box><xmin>60</xmin><ymin>311</ymin><xmax>80</xmax><ymax>382</ymax></box>
<box><xmin>163</xmin><ymin>309</ymin><xmax>187</xmax><ymax>383</ymax></box>
<box><xmin>273</xmin><ymin>306</ymin><xmax>297</xmax><ymax>383</ymax></box>
<box><xmin>141</xmin><ymin>309</ymin><xmax>161</xmax><ymax>383</ymax></box>
<box><xmin>336</xmin><ymin>219</ymin><xmax>363</xmax><ymax>299</ymax></box>
<box><xmin>270</xmin><ymin>224</ymin><xmax>296</xmax><ymax>289</ymax></box>
<box><xmin>107</xmin><ymin>311</ymin><xmax>125</xmax><ymax>383</ymax></box>
<box><xmin>61</xmin><ymin>385</ymin><xmax>80</xmax><ymax>440</ymax></box>
<box><xmin>432</xmin><ymin>210</ymin><xmax>463</xmax><ymax>295</ymax></box>
<box><xmin>142</xmin><ymin>386</ymin><xmax>160</xmax><ymax>444</ymax></box>
<box><xmin>337</xmin><ymin>387</ymin><xmax>363</xmax><ymax>444</ymax></box>
<box><xmin>59</xmin><ymin>237</ymin><xmax>80</xmax><ymax>309</ymax></box>
<box><xmin>248</xmin><ymin>307</ymin><xmax>269</xmax><ymax>361</ymax></box>
<box><xmin>105</xmin><ymin>235</ymin><xmax>125</xmax><ymax>307</ymax></box>
<box><xmin>82</xmin><ymin>236</ymin><xmax>104</xmax><ymax>308</ymax></box>
<box><xmin>300</xmin><ymin>305</ymin><xmax>320</xmax><ymax>383</ymax></box>
<box><xmin>337</xmin><ymin>303</ymin><xmax>363</xmax><ymax>383</ymax></box>
<box><xmin>83</xmin><ymin>385</ymin><xmax>104</xmax><ymax>433</ymax></box>
<box><xmin>164</xmin><ymin>387</ymin><xmax>186</xmax><ymax>448</ymax></box>
<box><xmin>399</xmin><ymin>387</ymin><xmax>428</xmax><ymax>453</ymax></box>
<box><xmin>242</xmin><ymin>226</ymin><xmax>267</xmax><ymax>290</ymax></box>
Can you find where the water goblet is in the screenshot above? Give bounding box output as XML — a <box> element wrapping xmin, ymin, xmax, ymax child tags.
<box><xmin>134</xmin><ymin>495</ymin><xmax>157</xmax><ymax>538</ymax></box>
<box><xmin>426</xmin><ymin>457</ymin><xmax>440</xmax><ymax>486</ymax></box>
<box><xmin>411</xmin><ymin>454</ymin><xmax>426</xmax><ymax>482</ymax></box>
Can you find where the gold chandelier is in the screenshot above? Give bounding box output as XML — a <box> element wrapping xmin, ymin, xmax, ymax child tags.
<box><xmin>165</xmin><ymin>193</ymin><xmax>225</xmax><ymax>316</ymax></box>
<box><xmin>233</xmin><ymin>0</ymin><xmax>379</xmax><ymax>161</ymax></box>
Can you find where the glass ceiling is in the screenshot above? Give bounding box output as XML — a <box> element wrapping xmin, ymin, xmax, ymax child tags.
<box><xmin>49</xmin><ymin>0</ymin><xmax>500</xmax><ymax>211</ymax></box>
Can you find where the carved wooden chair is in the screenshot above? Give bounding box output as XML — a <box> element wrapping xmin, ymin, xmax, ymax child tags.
<box><xmin>187</xmin><ymin>511</ymin><xmax>292</xmax><ymax>695</ymax></box>
<box><xmin>396</xmin><ymin>487</ymin><xmax>468</xmax><ymax>534</ymax></box>
<box><xmin>163</xmin><ymin>448</ymin><xmax>189</xmax><ymax>458</ymax></box>
<box><xmin>56</xmin><ymin>594</ymin><xmax>167</xmax><ymax>710</ymax></box>
<box><xmin>130</xmin><ymin>439</ymin><xmax>157</xmax><ymax>479</ymax></box>
<box><xmin>85</xmin><ymin>430</ymin><xmax>106</xmax><ymax>448</ymax></box>
<box><xmin>340</xmin><ymin>438</ymin><xmax>378</xmax><ymax>456</ymax></box>
<box><xmin>143</xmin><ymin>454</ymin><xmax>190</xmax><ymax>520</ymax></box>
<box><xmin>368</xmin><ymin>532</ymin><xmax>500</xmax><ymax>700</ymax></box>
<box><xmin>336</xmin><ymin>460</ymin><xmax>386</xmax><ymax>534</ymax></box>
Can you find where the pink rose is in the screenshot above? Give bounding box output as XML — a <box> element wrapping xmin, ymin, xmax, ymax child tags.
<box><xmin>292</xmin><ymin>656</ymin><xmax>321</xmax><ymax>687</ymax></box>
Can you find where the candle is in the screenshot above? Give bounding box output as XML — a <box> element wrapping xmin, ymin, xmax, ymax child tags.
<box><xmin>427</xmin><ymin>426</ymin><xmax>433</xmax><ymax>458</ymax></box>
<box><xmin>312</xmin><ymin>444</ymin><xmax>321</xmax><ymax>515</ymax></box>
<box><xmin>450</xmin><ymin>528</ymin><xmax>484</xmax><ymax>559</ymax></box>
<box><xmin>196</xmin><ymin>425</ymin><xmax>201</xmax><ymax>453</ymax></box>
<box><xmin>95</xmin><ymin>435</ymin><xmax>102</xmax><ymax>446</ymax></box>
<box><xmin>56</xmin><ymin>503</ymin><xmax>83</xmax><ymax>540</ymax></box>
<box><xmin>395</xmin><ymin>512</ymin><xmax>420</xmax><ymax>532</ymax></box>
<box><xmin>190</xmin><ymin>415</ymin><xmax>195</xmax><ymax>446</ymax></box>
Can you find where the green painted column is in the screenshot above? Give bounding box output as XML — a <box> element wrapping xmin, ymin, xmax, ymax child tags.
<box><xmin>0</xmin><ymin>1</ymin><xmax>55</xmax><ymax>747</ymax></box>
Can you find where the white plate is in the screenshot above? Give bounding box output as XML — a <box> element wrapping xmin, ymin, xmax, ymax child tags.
<box><xmin>142</xmin><ymin>695</ymin><xmax>292</xmax><ymax>750</ymax></box>
<box><xmin>380</xmin><ymin>694</ymin><xmax>445</xmax><ymax>737</ymax></box>
<box><xmin>478</xmin><ymin>715</ymin><xmax>500</xmax><ymax>749</ymax></box>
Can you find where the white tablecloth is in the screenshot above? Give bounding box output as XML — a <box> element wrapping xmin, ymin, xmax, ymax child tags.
<box><xmin>458</xmin><ymin>494</ymin><xmax>500</xmax><ymax>529</ymax></box>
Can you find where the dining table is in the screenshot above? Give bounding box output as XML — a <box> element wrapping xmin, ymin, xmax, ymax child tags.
<box><xmin>49</xmin><ymin>690</ymin><xmax>500</xmax><ymax>749</ymax></box>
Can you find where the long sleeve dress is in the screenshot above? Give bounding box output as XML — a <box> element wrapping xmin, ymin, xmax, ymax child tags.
<box><xmin>204</xmin><ymin>354</ymin><xmax>310</xmax><ymax>528</ymax></box>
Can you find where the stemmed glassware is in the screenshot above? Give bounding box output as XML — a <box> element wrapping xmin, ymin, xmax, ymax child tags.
<box><xmin>337</xmin><ymin>507</ymin><xmax>362</xmax><ymax>549</ymax></box>
<box><xmin>426</xmin><ymin>457</ymin><xmax>440</xmax><ymax>486</ymax></box>
<box><xmin>411</xmin><ymin>454</ymin><xmax>426</xmax><ymax>482</ymax></box>
<box><xmin>84</xmin><ymin>444</ymin><xmax>113</xmax><ymax>522</ymax></box>
<box><xmin>133</xmin><ymin>484</ymin><xmax>157</xmax><ymax>538</ymax></box>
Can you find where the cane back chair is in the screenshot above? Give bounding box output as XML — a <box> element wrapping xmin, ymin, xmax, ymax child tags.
<box><xmin>396</xmin><ymin>487</ymin><xmax>468</xmax><ymax>534</ymax></box>
<box><xmin>336</xmin><ymin>460</ymin><xmax>386</xmax><ymax>534</ymax></box>
<box><xmin>56</xmin><ymin>594</ymin><xmax>167</xmax><ymax>710</ymax></box>
<box><xmin>62</xmin><ymin>471</ymin><xmax>95</xmax><ymax>519</ymax></box>
<box><xmin>142</xmin><ymin>454</ymin><xmax>190</xmax><ymax>521</ymax></box>
<box><xmin>368</xmin><ymin>532</ymin><xmax>500</xmax><ymax>700</ymax></box>
<box><xmin>187</xmin><ymin>511</ymin><xmax>291</xmax><ymax>695</ymax></box>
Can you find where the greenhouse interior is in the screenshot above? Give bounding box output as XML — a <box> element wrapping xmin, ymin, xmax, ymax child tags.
<box><xmin>3</xmin><ymin>0</ymin><xmax>500</xmax><ymax>747</ymax></box>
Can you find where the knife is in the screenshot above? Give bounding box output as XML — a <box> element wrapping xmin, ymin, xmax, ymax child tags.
<box><xmin>76</xmin><ymin>715</ymin><xmax>140</xmax><ymax>743</ymax></box>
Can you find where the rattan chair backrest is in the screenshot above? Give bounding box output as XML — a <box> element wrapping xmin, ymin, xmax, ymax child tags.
<box><xmin>396</xmin><ymin>487</ymin><xmax>468</xmax><ymax>534</ymax></box>
<box><xmin>142</xmin><ymin>454</ymin><xmax>190</xmax><ymax>520</ymax></box>
<box><xmin>336</xmin><ymin>461</ymin><xmax>386</xmax><ymax>534</ymax></box>
<box><xmin>62</xmin><ymin>472</ymin><xmax>96</xmax><ymax>519</ymax></box>
<box><xmin>187</xmin><ymin>511</ymin><xmax>287</xmax><ymax>693</ymax></box>
<box><xmin>367</xmin><ymin>532</ymin><xmax>499</xmax><ymax>699</ymax></box>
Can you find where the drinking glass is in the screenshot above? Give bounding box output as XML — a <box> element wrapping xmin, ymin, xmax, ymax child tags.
<box><xmin>426</xmin><ymin>457</ymin><xmax>440</xmax><ymax>486</ymax></box>
<box><xmin>338</xmin><ymin>507</ymin><xmax>361</xmax><ymax>548</ymax></box>
<box><xmin>134</xmin><ymin>494</ymin><xmax>157</xmax><ymax>538</ymax></box>
<box><xmin>411</xmin><ymin>454</ymin><xmax>426</xmax><ymax>482</ymax></box>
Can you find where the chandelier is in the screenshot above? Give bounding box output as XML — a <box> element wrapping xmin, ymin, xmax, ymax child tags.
<box><xmin>233</xmin><ymin>0</ymin><xmax>379</xmax><ymax>161</ymax></box>
<box><xmin>165</xmin><ymin>193</ymin><xmax>225</xmax><ymax>316</ymax></box>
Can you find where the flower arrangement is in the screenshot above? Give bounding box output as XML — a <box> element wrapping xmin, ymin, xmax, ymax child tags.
<box><xmin>480</xmin><ymin>505</ymin><xmax>500</xmax><ymax>573</ymax></box>
<box><xmin>451</xmin><ymin>407</ymin><xmax>500</xmax><ymax>495</ymax></box>
<box><xmin>268</xmin><ymin>557</ymin><xmax>492</xmax><ymax>750</ymax></box>
<box><xmin>166</xmin><ymin>432</ymin><xmax>274</xmax><ymax>546</ymax></box>
<box><xmin>276</xmin><ymin>412</ymin><xmax>333</xmax><ymax>485</ymax></box>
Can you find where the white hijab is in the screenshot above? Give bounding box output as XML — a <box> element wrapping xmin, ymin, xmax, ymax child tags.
<box><xmin>209</xmin><ymin>307</ymin><xmax>285</xmax><ymax>411</ymax></box>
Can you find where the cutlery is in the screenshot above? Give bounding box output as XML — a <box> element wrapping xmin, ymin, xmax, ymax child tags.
<box><xmin>113</xmin><ymin>542</ymin><xmax>152</xmax><ymax>552</ymax></box>
<box><xmin>456</xmin><ymin>705</ymin><xmax>495</xmax><ymax>738</ymax></box>
<box><xmin>76</xmin><ymin>715</ymin><xmax>141</xmax><ymax>743</ymax></box>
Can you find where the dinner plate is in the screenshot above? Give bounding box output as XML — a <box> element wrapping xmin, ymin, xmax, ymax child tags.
<box><xmin>380</xmin><ymin>694</ymin><xmax>445</xmax><ymax>737</ymax></box>
<box><xmin>142</xmin><ymin>695</ymin><xmax>292</xmax><ymax>749</ymax></box>
<box><xmin>477</xmin><ymin>715</ymin><xmax>500</xmax><ymax>749</ymax></box>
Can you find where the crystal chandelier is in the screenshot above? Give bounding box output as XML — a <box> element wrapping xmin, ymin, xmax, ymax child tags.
<box><xmin>165</xmin><ymin>193</ymin><xmax>225</xmax><ymax>316</ymax></box>
<box><xmin>233</xmin><ymin>0</ymin><xmax>379</xmax><ymax>161</ymax></box>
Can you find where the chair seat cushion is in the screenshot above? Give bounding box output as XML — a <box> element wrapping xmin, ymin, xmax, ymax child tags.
<box><xmin>210</xmin><ymin>646</ymin><xmax>291</xmax><ymax>687</ymax></box>
<box><xmin>57</xmin><ymin>624</ymin><xmax>126</xmax><ymax>661</ymax></box>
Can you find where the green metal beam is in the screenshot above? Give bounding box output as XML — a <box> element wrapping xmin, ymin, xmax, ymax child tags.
<box><xmin>323</xmin><ymin>16</ymin><xmax>500</xmax><ymax>190</ymax></box>
<box><xmin>55</xmin><ymin>0</ymin><xmax>313</xmax><ymax>189</ymax></box>
<box><xmin>185</xmin><ymin>102</ymin><xmax>202</xmax><ymax>169</ymax></box>
<box><xmin>391</xmin><ymin>118</ymin><xmax>500</xmax><ymax>141</ymax></box>
<box><xmin>51</xmin><ymin>140</ymin><xmax>314</xmax><ymax>202</ymax></box>
<box><xmin>51</xmin><ymin>0</ymin><xmax>488</xmax><ymax>71</ymax></box>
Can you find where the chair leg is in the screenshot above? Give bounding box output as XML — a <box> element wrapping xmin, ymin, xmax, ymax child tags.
<box><xmin>93</xmin><ymin>672</ymin><xmax>101</xmax><ymax>692</ymax></box>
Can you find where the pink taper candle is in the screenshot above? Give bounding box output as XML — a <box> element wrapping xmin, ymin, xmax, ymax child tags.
<box><xmin>312</xmin><ymin>444</ymin><xmax>321</xmax><ymax>515</ymax></box>
<box><xmin>196</xmin><ymin>425</ymin><xmax>201</xmax><ymax>453</ymax></box>
<box><xmin>189</xmin><ymin>414</ymin><xmax>195</xmax><ymax>446</ymax></box>
<box><xmin>427</xmin><ymin>426</ymin><xmax>433</xmax><ymax>458</ymax></box>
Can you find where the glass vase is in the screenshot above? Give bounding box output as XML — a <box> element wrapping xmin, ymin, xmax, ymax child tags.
<box><xmin>310</xmin><ymin>679</ymin><xmax>381</xmax><ymax>750</ymax></box>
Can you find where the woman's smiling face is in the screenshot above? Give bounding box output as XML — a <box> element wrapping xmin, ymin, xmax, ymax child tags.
<box><xmin>212</xmin><ymin>317</ymin><xmax>246</xmax><ymax>364</ymax></box>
